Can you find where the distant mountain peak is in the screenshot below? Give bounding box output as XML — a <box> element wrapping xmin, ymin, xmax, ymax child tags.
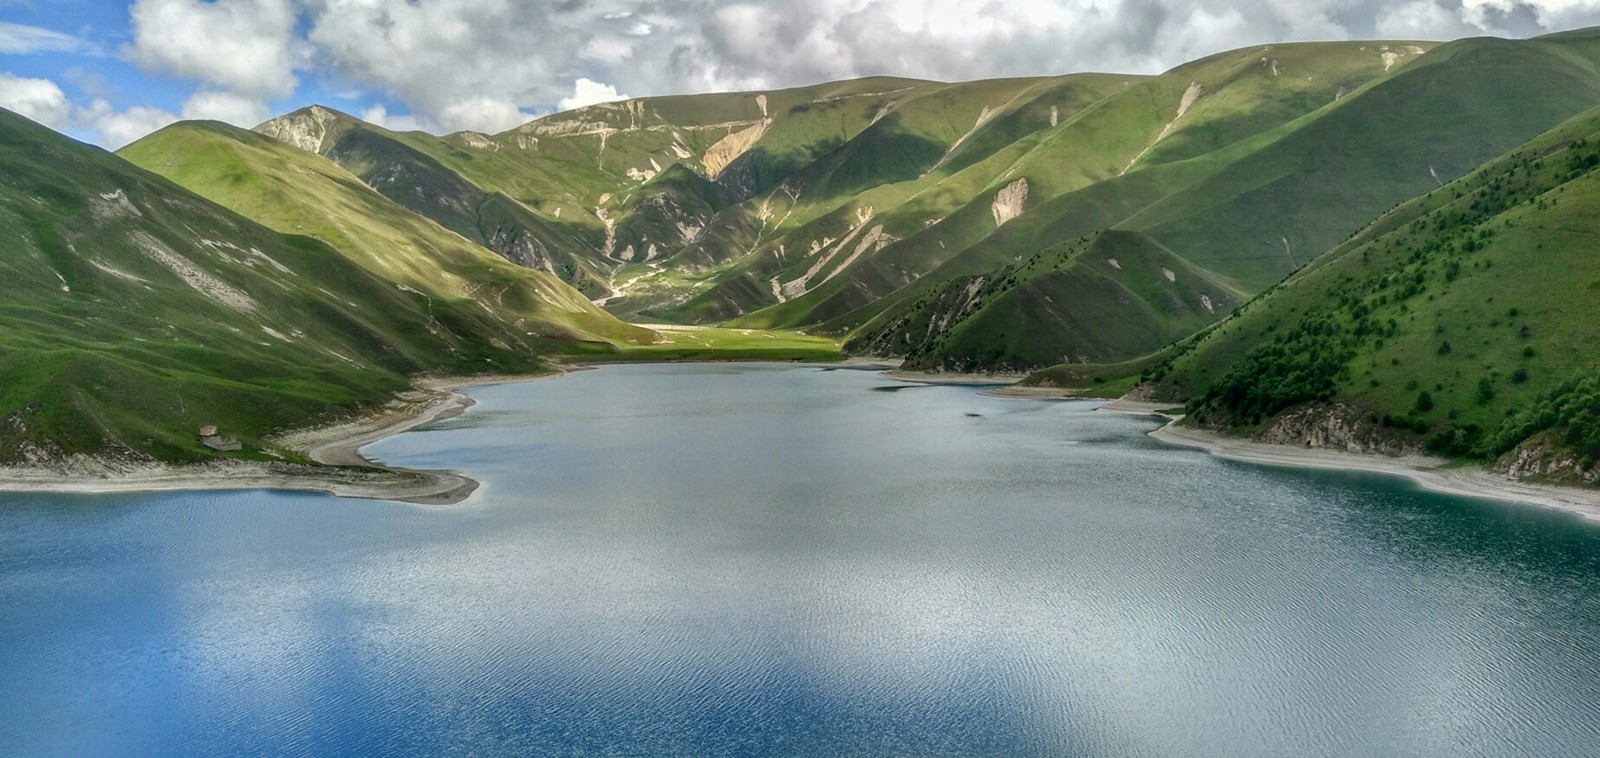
<box><xmin>254</xmin><ymin>105</ymin><xmax>358</xmax><ymax>153</ymax></box>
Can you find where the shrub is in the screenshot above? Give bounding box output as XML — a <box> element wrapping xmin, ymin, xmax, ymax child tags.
<box><xmin>1415</xmin><ymin>390</ymin><xmax>1435</xmax><ymax>413</ymax></box>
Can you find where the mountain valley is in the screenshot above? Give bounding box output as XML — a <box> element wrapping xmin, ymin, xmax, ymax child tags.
<box><xmin>6</xmin><ymin>28</ymin><xmax>1600</xmax><ymax>479</ymax></box>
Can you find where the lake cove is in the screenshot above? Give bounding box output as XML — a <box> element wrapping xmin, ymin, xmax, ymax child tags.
<box><xmin>2</xmin><ymin>363</ymin><xmax>1597</xmax><ymax>755</ymax></box>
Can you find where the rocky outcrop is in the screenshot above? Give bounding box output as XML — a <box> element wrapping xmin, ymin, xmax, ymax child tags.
<box><xmin>702</xmin><ymin>119</ymin><xmax>772</xmax><ymax>179</ymax></box>
<box><xmin>1496</xmin><ymin>436</ymin><xmax>1600</xmax><ymax>485</ymax></box>
<box><xmin>1254</xmin><ymin>403</ymin><xmax>1417</xmax><ymax>456</ymax></box>
<box><xmin>256</xmin><ymin>105</ymin><xmax>340</xmax><ymax>154</ymax></box>
<box><xmin>991</xmin><ymin>178</ymin><xmax>1029</xmax><ymax>227</ymax></box>
<box><xmin>485</xmin><ymin>225</ymin><xmax>554</xmax><ymax>272</ymax></box>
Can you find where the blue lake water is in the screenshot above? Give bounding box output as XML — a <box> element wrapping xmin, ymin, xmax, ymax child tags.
<box><xmin>2</xmin><ymin>363</ymin><xmax>1599</xmax><ymax>756</ymax></box>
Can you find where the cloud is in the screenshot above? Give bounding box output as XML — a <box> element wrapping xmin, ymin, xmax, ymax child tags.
<box><xmin>558</xmin><ymin>78</ymin><xmax>630</xmax><ymax>112</ymax></box>
<box><xmin>0</xmin><ymin>72</ymin><xmax>175</xmax><ymax>147</ymax></box>
<box><xmin>437</xmin><ymin>95</ymin><xmax>533</xmax><ymax>133</ymax></box>
<box><xmin>26</xmin><ymin>0</ymin><xmax>1600</xmax><ymax>143</ymax></box>
<box><xmin>361</xmin><ymin>103</ymin><xmax>425</xmax><ymax>132</ymax></box>
<box><xmin>0</xmin><ymin>22</ymin><xmax>98</xmax><ymax>54</ymax></box>
<box><xmin>78</xmin><ymin>99</ymin><xmax>178</xmax><ymax>147</ymax></box>
<box><xmin>126</xmin><ymin>0</ymin><xmax>301</xmax><ymax>100</ymax></box>
<box><xmin>303</xmin><ymin>0</ymin><xmax>586</xmax><ymax>129</ymax></box>
<box><xmin>181</xmin><ymin>89</ymin><xmax>268</xmax><ymax>126</ymax></box>
<box><xmin>0</xmin><ymin>72</ymin><xmax>72</xmax><ymax>127</ymax></box>
<box><xmin>286</xmin><ymin>0</ymin><xmax>1600</xmax><ymax>137</ymax></box>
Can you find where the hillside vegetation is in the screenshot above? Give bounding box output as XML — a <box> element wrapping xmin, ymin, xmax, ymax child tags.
<box><xmin>1139</xmin><ymin>103</ymin><xmax>1600</xmax><ymax>480</ymax></box>
<box><xmin>120</xmin><ymin>121</ymin><xmax>652</xmax><ymax>347</ymax></box>
<box><xmin>0</xmin><ymin>109</ymin><xmax>640</xmax><ymax>463</ymax></box>
<box><xmin>247</xmin><ymin>31</ymin><xmax>1600</xmax><ymax>376</ymax></box>
<box><xmin>13</xmin><ymin>27</ymin><xmax>1600</xmax><ymax>477</ymax></box>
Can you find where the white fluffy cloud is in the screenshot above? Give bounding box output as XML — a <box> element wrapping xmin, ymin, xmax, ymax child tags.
<box><xmin>126</xmin><ymin>0</ymin><xmax>301</xmax><ymax>99</ymax></box>
<box><xmin>0</xmin><ymin>72</ymin><xmax>73</xmax><ymax>128</ymax></box>
<box><xmin>0</xmin><ymin>72</ymin><xmax>176</xmax><ymax>147</ymax></box>
<box><xmin>290</xmin><ymin>0</ymin><xmax>1600</xmax><ymax>134</ymax></box>
<box><xmin>77</xmin><ymin>99</ymin><xmax>179</xmax><ymax>147</ymax></box>
<box><xmin>180</xmin><ymin>89</ymin><xmax>269</xmax><ymax>126</ymax></box>
<box><xmin>558</xmin><ymin>78</ymin><xmax>630</xmax><ymax>112</ymax></box>
<box><xmin>25</xmin><ymin>0</ymin><xmax>1600</xmax><ymax>145</ymax></box>
<box><xmin>437</xmin><ymin>95</ymin><xmax>533</xmax><ymax>133</ymax></box>
<box><xmin>360</xmin><ymin>103</ymin><xmax>425</xmax><ymax>132</ymax></box>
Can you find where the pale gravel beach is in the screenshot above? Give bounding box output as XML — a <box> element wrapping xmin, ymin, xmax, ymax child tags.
<box><xmin>978</xmin><ymin>385</ymin><xmax>1086</xmax><ymax>399</ymax></box>
<box><xmin>884</xmin><ymin>369</ymin><xmax>1029</xmax><ymax>386</ymax></box>
<box><xmin>1096</xmin><ymin>401</ymin><xmax>1600</xmax><ymax>523</ymax></box>
<box><xmin>6</xmin><ymin>364</ymin><xmax>1600</xmax><ymax>521</ymax></box>
<box><xmin>0</xmin><ymin>371</ymin><xmax>569</xmax><ymax>506</ymax></box>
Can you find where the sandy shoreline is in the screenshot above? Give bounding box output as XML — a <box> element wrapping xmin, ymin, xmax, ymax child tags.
<box><xmin>978</xmin><ymin>385</ymin><xmax>1088</xmax><ymax>400</ymax></box>
<box><xmin>884</xmin><ymin>369</ymin><xmax>1029</xmax><ymax>386</ymax></box>
<box><xmin>9</xmin><ymin>361</ymin><xmax>1600</xmax><ymax>520</ymax></box>
<box><xmin>0</xmin><ymin>371</ymin><xmax>566</xmax><ymax>506</ymax></box>
<box><xmin>1107</xmin><ymin>406</ymin><xmax>1600</xmax><ymax>523</ymax></box>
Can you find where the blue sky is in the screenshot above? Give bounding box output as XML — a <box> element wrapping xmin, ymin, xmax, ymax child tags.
<box><xmin>4</xmin><ymin>0</ymin><xmax>1599</xmax><ymax>148</ymax></box>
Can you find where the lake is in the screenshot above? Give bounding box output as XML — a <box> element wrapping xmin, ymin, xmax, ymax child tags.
<box><xmin>2</xmin><ymin>363</ymin><xmax>1598</xmax><ymax>756</ymax></box>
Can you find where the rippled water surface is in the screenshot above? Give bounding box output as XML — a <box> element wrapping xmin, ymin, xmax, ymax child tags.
<box><xmin>3</xmin><ymin>364</ymin><xmax>1599</xmax><ymax>756</ymax></box>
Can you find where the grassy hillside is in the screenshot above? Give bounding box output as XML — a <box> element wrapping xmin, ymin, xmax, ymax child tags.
<box><xmin>1125</xmin><ymin>34</ymin><xmax>1600</xmax><ymax>289</ymax></box>
<box><xmin>120</xmin><ymin>121</ymin><xmax>652</xmax><ymax>347</ymax></box>
<box><xmin>248</xmin><ymin>40</ymin><xmax>1439</xmax><ymax>338</ymax></box>
<box><xmin>222</xmin><ymin>28</ymin><xmax>1600</xmax><ymax>400</ymax></box>
<box><xmin>821</xmin><ymin>32</ymin><xmax>1600</xmax><ymax>372</ymax></box>
<box><xmin>0</xmin><ymin>109</ymin><xmax>594</xmax><ymax>463</ymax></box>
<box><xmin>849</xmin><ymin>231</ymin><xmax>1245</xmax><ymax>372</ymax></box>
<box><xmin>700</xmin><ymin>40</ymin><xmax>1426</xmax><ymax>329</ymax></box>
<box><xmin>257</xmin><ymin>106</ymin><xmax>615</xmax><ymax>296</ymax></box>
<box><xmin>1142</xmin><ymin>104</ymin><xmax>1600</xmax><ymax>477</ymax></box>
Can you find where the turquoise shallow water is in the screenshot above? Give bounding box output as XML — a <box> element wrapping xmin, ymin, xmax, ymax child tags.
<box><xmin>2</xmin><ymin>363</ymin><xmax>1598</xmax><ymax>756</ymax></box>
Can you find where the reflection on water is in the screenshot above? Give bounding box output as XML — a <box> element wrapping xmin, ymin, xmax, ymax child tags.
<box><xmin>1</xmin><ymin>364</ymin><xmax>1597</xmax><ymax>756</ymax></box>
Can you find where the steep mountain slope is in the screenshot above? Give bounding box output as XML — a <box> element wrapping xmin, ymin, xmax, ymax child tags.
<box><xmin>848</xmin><ymin>231</ymin><xmax>1245</xmax><ymax>371</ymax></box>
<box><xmin>251</xmin><ymin>41</ymin><xmax>1426</xmax><ymax>335</ymax></box>
<box><xmin>119</xmin><ymin>121</ymin><xmax>652</xmax><ymax>348</ymax></box>
<box><xmin>0</xmin><ymin>109</ymin><xmax>618</xmax><ymax>463</ymax></box>
<box><xmin>254</xmin><ymin>79</ymin><xmax>947</xmax><ymax>303</ymax></box>
<box><xmin>1140</xmin><ymin>104</ymin><xmax>1600</xmax><ymax>477</ymax></box>
<box><xmin>231</xmin><ymin>28</ymin><xmax>1600</xmax><ymax>381</ymax></box>
<box><xmin>826</xmin><ymin>31</ymin><xmax>1600</xmax><ymax>372</ymax></box>
<box><xmin>257</xmin><ymin>106</ymin><xmax>615</xmax><ymax>296</ymax></box>
<box><xmin>687</xmin><ymin>40</ymin><xmax>1429</xmax><ymax>327</ymax></box>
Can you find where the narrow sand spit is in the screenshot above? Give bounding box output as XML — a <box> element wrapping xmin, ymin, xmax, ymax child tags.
<box><xmin>1096</xmin><ymin>403</ymin><xmax>1600</xmax><ymax>523</ymax></box>
<box><xmin>979</xmin><ymin>385</ymin><xmax>1086</xmax><ymax>400</ymax></box>
<box><xmin>11</xmin><ymin>366</ymin><xmax>1600</xmax><ymax>521</ymax></box>
<box><xmin>884</xmin><ymin>369</ymin><xmax>1028</xmax><ymax>386</ymax></box>
<box><xmin>0</xmin><ymin>372</ymin><xmax>568</xmax><ymax>506</ymax></box>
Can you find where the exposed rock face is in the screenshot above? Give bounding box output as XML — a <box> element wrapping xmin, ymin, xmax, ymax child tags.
<box><xmin>1496</xmin><ymin>436</ymin><xmax>1600</xmax><ymax>485</ymax></box>
<box><xmin>1254</xmin><ymin>403</ymin><xmax>1417</xmax><ymax>456</ymax></box>
<box><xmin>1177</xmin><ymin>81</ymin><xmax>1204</xmax><ymax>118</ymax></box>
<box><xmin>256</xmin><ymin>105</ymin><xmax>339</xmax><ymax>153</ymax></box>
<box><xmin>454</xmin><ymin>131</ymin><xmax>495</xmax><ymax>149</ymax></box>
<box><xmin>991</xmin><ymin>178</ymin><xmax>1029</xmax><ymax>227</ymax></box>
<box><xmin>702</xmin><ymin>119</ymin><xmax>772</xmax><ymax>179</ymax></box>
<box><xmin>851</xmin><ymin>274</ymin><xmax>988</xmax><ymax>359</ymax></box>
<box><xmin>1122</xmin><ymin>81</ymin><xmax>1203</xmax><ymax>173</ymax></box>
<box><xmin>486</xmin><ymin>225</ymin><xmax>554</xmax><ymax>273</ymax></box>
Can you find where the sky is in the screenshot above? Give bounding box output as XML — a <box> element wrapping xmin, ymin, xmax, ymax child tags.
<box><xmin>3</xmin><ymin>0</ymin><xmax>1600</xmax><ymax>148</ymax></box>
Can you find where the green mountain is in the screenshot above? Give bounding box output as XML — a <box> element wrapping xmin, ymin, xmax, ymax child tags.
<box><xmin>17</xmin><ymin>26</ymin><xmax>1600</xmax><ymax>475</ymax></box>
<box><xmin>245</xmin><ymin>31</ymin><xmax>1600</xmax><ymax>375</ymax></box>
<box><xmin>827</xmin><ymin>33</ymin><xmax>1600</xmax><ymax>371</ymax></box>
<box><xmin>1135</xmin><ymin>102</ymin><xmax>1600</xmax><ymax>479</ymax></box>
<box><xmin>0</xmin><ymin>108</ymin><xmax>641</xmax><ymax>464</ymax></box>
<box><xmin>848</xmin><ymin>230</ymin><xmax>1245</xmax><ymax>371</ymax></box>
<box><xmin>119</xmin><ymin>120</ymin><xmax>651</xmax><ymax>348</ymax></box>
